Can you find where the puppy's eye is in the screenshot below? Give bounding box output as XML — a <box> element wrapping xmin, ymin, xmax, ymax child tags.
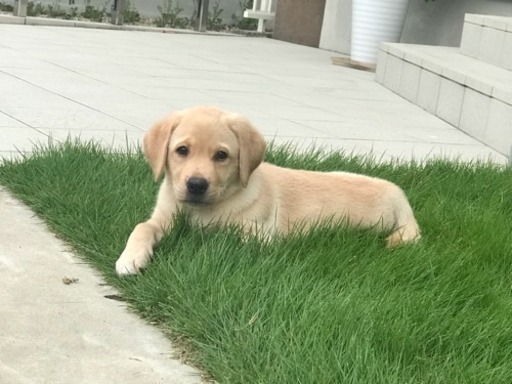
<box><xmin>176</xmin><ymin>146</ymin><xmax>189</xmax><ymax>157</ymax></box>
<box><xmin>214</xmin><ymin>150</ymin><xmax>228</xmax><ymax>161</ymax></box>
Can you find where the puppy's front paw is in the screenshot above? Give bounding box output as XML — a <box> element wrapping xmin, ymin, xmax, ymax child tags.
<box><xmin>115</xmin><ymin>248</ymin><xmax>152</xmax><ymax>276</ymax></box>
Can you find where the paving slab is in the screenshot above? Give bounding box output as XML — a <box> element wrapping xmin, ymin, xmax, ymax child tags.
<box><xmin>0</xmin><ymin>23</ymin><xmax>509</xmax><ymax>383</ymax></box>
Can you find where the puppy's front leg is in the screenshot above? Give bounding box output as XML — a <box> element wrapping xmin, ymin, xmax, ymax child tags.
<box><xmin>115</xmin><ymin>215</ymin><xmax>170</xmax><ymax>275</ymax></box>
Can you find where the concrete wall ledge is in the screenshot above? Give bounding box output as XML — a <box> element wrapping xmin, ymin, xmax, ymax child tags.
<box><xmin>0</xmin><ymin>15</ymin><xmax>25</xmax><ymax>24</ymax></box>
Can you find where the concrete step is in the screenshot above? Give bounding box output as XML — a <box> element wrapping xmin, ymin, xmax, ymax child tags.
<box><xmin>461</xmin><ymin>14</ymin><xmax>512</xmax><ymax>71</ymax></box>
<box><xmin>375</xmin><ymin>43</ymin><xmax>512</xmax><ymax>157</ymax></box>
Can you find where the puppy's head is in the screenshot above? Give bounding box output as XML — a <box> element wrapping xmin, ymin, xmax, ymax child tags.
<box><xmin>144</xmin><ymin>106</ymin><xmax>266</xmax><ymax>205</ymax></box>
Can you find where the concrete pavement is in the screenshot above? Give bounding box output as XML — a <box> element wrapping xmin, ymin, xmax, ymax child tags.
<box><xmin>0</xmin><ymin>189</ymin><xmax>201</xmax><ymax>383</ymax></box>
<box><xmin>0</xmin><ymin>23</ymin><xmax>507</xmax><ymax>383</ymax></box>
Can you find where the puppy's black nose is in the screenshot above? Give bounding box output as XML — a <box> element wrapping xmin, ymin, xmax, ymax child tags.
<box><xmin>187</xmin><ymin>177</ymin><xmax>209</xmax><ymax>196</ymax></box>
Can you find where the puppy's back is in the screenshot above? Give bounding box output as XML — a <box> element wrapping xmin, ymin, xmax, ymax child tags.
<box><xmin>260</xmin><ymin>163</ymin><xmax>418</xmax><ymax>239</ymax></box>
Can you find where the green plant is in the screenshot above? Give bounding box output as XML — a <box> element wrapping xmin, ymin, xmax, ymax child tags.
<box><xmin>47</xmin><ymin>0</ymin><xmax>66</xmax><ymax>18</ymax></box>
<box><xmin>80</xmin><ymin>0</ymin><xmax>110</xmax><ymax>22</ymax></box>
<box><xmin>60</xmin><ymin>6</ymin><xmax>79</xmax><ymax>19</ymax></box>
<box><xmin>27</xmin><ymin>1</ymin><xmax>46</xmax><ymax>16</ymax></box>
<box><xmin>123</xmin><ymin>0</ymin><xmax>140</xmax><ymax>24</ymax></box>
<box><xmin>67</xmin><ymin>6</ymin><xmax>79</xmax><ymax>18</ymax></box>
<box><xmin>0</xmin><ymin>1</ymin><xmax>14</xmax><ymax>12</ymax></box>
<box><xmin>156</xmin><ymin>0</ymin><xmax>188</xmax><ymax>28</ymax></box>
<box><xmin>234</xmin><ymin>0</ymin><xmax>257</xmax><ymax>31</ymax></box>
<box><xmin>207</xmin><ymin>0</ymin><xmax>224</xmax><ymax>31</ymax></box>
<box><xmin>81</xmin><ymin>5</ymin><xmax>102</xmax><ymax>21</ymax></box>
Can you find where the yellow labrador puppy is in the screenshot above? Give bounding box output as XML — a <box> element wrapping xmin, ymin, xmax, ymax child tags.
<box><xmin>116</xmin><ymin>106</ymin><xmax>420</xmax><ymax>275</ymax></box>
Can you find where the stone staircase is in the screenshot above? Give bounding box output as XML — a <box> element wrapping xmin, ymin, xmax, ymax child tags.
<box><xmin>376</xmin><ymin>14</ymin><xmax>512</xmax><ymax>158</ymax></box>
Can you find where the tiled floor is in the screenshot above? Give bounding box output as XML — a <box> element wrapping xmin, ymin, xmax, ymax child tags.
<box><xmin>0</xmin><ymin>24</ymin><xmax>507</xmax><ymax>164</ymax></box>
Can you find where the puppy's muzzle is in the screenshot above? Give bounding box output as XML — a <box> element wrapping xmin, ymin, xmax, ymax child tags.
<box><xmin>186</xmin><ymin>177</ymin><xmax>209</xmax><ymax>202</ymax></box>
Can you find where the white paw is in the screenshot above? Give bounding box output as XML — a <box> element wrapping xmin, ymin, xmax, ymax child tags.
<box><xmin>115</xmin><ymin>249</ymin><xmax>151</xmax><ymax>276</ymax></box>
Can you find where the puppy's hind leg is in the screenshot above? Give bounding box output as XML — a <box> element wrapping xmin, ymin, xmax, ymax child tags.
<box><xmin>385</xmin><ymin>198</ymin><xmax>421</xmax><ymax>248</ymax></box>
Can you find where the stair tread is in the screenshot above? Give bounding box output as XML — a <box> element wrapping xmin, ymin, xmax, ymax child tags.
<box><xmin>382</xmin><ymin>43</ymin><xmax>512</xmax><ymax>105</ymax></box>
<box><xmin>465</xmin><ymin>13</ymin><xmax>512</xmax><ymax>32</ymax></box>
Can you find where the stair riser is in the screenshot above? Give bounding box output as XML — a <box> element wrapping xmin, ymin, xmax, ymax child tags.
<box><xmin>460</xmin><ymin>14</ymin><xmax>512</xmax><ymax>71</ymax></box>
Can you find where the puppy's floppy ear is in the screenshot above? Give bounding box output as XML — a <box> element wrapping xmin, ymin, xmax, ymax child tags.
<box><xmin>143</xmin><ymin>112</ymin><xmax>182</xmax><ymax>181</ymax></box>
<box><xmin>227</xmin><ymin>114</ymin><xmax>266</xmax><ymax>187</ymax></box>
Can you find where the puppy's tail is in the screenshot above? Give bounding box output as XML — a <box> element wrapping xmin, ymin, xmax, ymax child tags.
<box><xmin>386</xmin><ymin>194</ymin><xmax>421</xmax><ymax>248</ymax></box>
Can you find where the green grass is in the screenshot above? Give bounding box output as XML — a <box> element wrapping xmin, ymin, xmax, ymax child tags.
<box><xmin>1</xmin><ymin>141</ymin><xmax>512</xmax><ymax>383</ymax></box>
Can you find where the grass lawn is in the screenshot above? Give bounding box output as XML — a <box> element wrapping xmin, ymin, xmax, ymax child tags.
<box><xmin>1</xmin><ymin>141</ymin><xmax>512</xmax><ymax>383</ymax></box>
